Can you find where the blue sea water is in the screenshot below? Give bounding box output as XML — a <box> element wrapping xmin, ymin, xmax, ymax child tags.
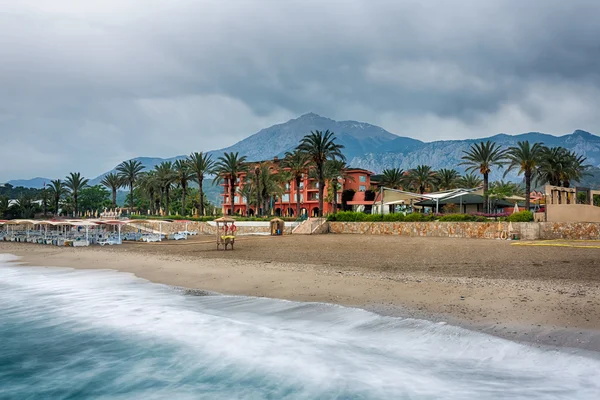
<box><xmin>1</xmin><ymin>254</ymin><xmax>599</xmax><ymax>399</ymax></box>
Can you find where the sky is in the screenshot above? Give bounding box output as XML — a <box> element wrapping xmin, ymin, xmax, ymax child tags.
<box><xmin>1</xmin><ymin>0</ymin><xmax>600</xmax><ymax>182</ymax></box>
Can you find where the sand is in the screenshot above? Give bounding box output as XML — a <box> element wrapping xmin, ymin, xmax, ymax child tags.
<box><xmin>2</xmin><ymin>235</ymin><xmax>600</xmax><ymax>351</ymax></box>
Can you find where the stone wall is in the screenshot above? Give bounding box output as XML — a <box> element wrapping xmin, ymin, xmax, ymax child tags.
<box><xmin>539</xmin><ymin>222</ymin><xmax>600</xmax><ymax>240</ymax></box>
<box><xmin>125</xmin><ymin>221</ymin><xmax>299</xmax><ymax>236</ymax></box>
<box><xmin>328</xmin><ymin>221</ymin><xmax>600</xmax><ymax>240</ymax></box>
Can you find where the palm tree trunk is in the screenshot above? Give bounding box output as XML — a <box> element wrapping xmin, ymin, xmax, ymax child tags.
<box><xmin>525</xmin><ymin>170</ymin><xmax>531</xmax><ymax>212</ymax></box>
<box><xmin>165</xmin><ymin>186</ymin><xmax>170</xmax><ymax>215</ymax></box>
<box><xmin>230</xmin><ymin>178</ymin><xmax>235</xmax><ymax>215</ymax></box>
<box><xmin>483</xmin><ymin>173</ymin><xmax>489</xmax><ymax>213</ymax></box>
<box><xmin>129</xmin><ymin>183</ymin><xmax>134</xmax><ymax>214</ymax></box>
<box><xmin>332</xmin><ymin>182</ymin><xmax>338</xmax><ymax>214</ymax></box>
<box><xmin>112</xmin><ymin>188</ymin><xmax>117</xmax><ymax>208</ymax></box>
<box><xmin>198</xmin><ymin>176</ymin><xmax>204</xmax><ymax>216</ymax></box>
<box><xmin>181</xmin><ymin>185</ymin><xmax>186</xmax><ymax>216</ymax></box>
<box><xmin>55</xmin><ymin>198</ymin><xmax>59</xmax><ymax>217</ymax></box>
<box><xmin>295</xmin><ymin>177</ymin><xmax>301</xmax><ymax>218</ymax></box>
<box><xmin>74</xmin><ymin>193</ymin><xmax>78</xmax><ymax>216</ymax></box>
<box><xmin>318</xmin><ymin>176</ymin><xmax>324</xmax><ymax>218</ymax></box>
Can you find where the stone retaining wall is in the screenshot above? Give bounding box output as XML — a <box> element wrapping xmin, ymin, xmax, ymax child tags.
<box><xmin>125</xmin><ymin>221</ymin><xmax>298</xmax><ymax>236</ymax></box>
<box><xmin>328</xmin><ymin>221</ymin><xmax>600</xmax><ymax>240</ymax></box>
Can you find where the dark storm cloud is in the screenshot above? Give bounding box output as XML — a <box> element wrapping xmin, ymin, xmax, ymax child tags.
<box><xmin>1</xmin><ymin>0</ymin><xmax>600</xmax><ymax>181</ymax></box>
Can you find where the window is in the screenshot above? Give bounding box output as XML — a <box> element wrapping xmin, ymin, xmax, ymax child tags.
<box><xmin>285</xmin><ymin>183</ymin><xmax>290</xmax><ymax>190</ymax></box>
<box><xmin>282</xmin><ymin>194</ymin><xmax>290</xmax><ymax>202</ymax></box>
<box><xmin>359</xmin><ymin>185</ymin><xmax>366</xmax><ymax>192</ymax></box>
<box><xmin>359</xmin><ymin>175</ymin><xmax>367</xmax><ymax>183</ymax></box>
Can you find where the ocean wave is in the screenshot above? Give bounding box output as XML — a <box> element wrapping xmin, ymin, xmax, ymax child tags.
<box><xmin>1</xmin><ymin>254</ymin><xmax>599</xmax><ymax>399</ymax></box>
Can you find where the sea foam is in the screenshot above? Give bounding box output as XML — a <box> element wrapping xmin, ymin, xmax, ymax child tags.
<box><xmin>1</xmin><ymin>254</ymin><xmax>599</xmax><ymax>399</ymax></box>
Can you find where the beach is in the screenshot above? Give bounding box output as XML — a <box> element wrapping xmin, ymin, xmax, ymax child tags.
<box><xmin>2</xmin><ymin>235</ymin><xmax>600</xmax><ymax>351</ymax></box>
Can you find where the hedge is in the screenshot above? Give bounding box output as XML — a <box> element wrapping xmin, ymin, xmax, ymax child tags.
<box><xmin>506</xmin><ymin>210</ymin><xmax>534</xmax><ymax>222</ymax></box>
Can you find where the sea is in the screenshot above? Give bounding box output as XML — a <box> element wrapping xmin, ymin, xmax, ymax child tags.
<box><xmin>1</xmin><ymin>253</ymin><xmax>599</xmax><ymax>399</ymax></box>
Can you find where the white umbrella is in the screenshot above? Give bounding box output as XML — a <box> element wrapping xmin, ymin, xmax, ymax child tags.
<box><xmin>513</xmin><ymin>202</ymin><xmax>519</xmax><ymax>213</ymax></box>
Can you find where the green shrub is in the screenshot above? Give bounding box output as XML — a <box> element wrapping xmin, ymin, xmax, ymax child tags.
<box><xmin>506</xmin><ymin>210</ymin><xmax>534</xmax><ymax>222</ymax></box>
<box><xmin>404</xmin><ymin>213</ymin><xmax>427</xmax><ymax>222</ymax></box>
<box><xmin>363</xmin><ymin>214</ymin><xmax>384</xmax><ymax>222</ymax></box>
<box><xmin>438</xmin><ymin>213</ymin><xmax>477</xmax><ymax>222</ymax></box>
<box><xmin>328</xmin><ymin>211</ymin><xmax>368</xmax><ymax>222</ymax></box>
<box><xmin>383</xmin><ymin>213</ymin><xmax>405</xmax><ymax>222</ymax></box>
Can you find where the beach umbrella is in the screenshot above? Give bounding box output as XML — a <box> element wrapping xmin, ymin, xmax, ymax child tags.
<box><xmin>513</xmin><ymin>202</ymin><xmax>519</xmax><ymax>213</ymax></box>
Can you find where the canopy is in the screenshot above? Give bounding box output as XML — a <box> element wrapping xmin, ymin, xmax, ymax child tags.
<box><xmin>14</xmin><ymin>219</ymin><xmax>37</xmax><ymax>225</ymax></box>
<box><xmin>415</xmin><ymin>194</ymin><xmax>516</xmax><ymax>208</ymax></box>
<box><xmin>67</xmin><ymin>220</ymin><xmax>99</xmax><ymax>227</ymax></box>
<box><xmin>215</xmin><ymin>216</ymin><xmax>236</xmax><ymax>222</ymax></box>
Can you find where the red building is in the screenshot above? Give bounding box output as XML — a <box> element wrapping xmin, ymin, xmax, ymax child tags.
<box><xmin>221</xmin><ymin>157</ymin><xmax>373</xmax><ymax>217</ymax></box>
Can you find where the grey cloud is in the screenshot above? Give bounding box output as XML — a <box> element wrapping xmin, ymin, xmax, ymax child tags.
<box><xmin>1</xmin><ymin>0</ymin><xmax>600</xmax><ymax>181</ymax></box>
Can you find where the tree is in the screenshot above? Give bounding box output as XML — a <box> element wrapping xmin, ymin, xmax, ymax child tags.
<box><xmin>174</xmin><ymin>159</ymin><xmax>193</xmax><ymax>216</ymax></box>
<box><xmin>535</xmin><ymin>147</ymin><xmax>590</xmax><ymax>189</ymax></box>
<box><xmin>282</xmin><ymin>149</ymin><xmax>311</xmax><ymax>218</ymax></box>
<box><xmin>296</xmin><ymin>130</ymin><xmax>345</xmax><ymax>217</ymax></box>
<box><xmin>188</xmin><ymin>152</ymin><xmax>215</xmax><ymax>217</ymax></box>
<box><xmin>0</xmin><ymin>196</ymin><xmax>8</xmax><ymax>218</ymax></box>
<box><xmin>504</xmin><ymin>141</ymin><xmax>544</xmax><ymax>211</ymax></box>
<box><xmin>117</xmin><ymin>160</ymin><xmax>145</xmax><ymax>213</ymax></box>
<box><xmin>457</xmin><ymin>173</ymin><xmax>483</xmax><ymax>189</ymax></box>
<box><xmin>101</xmin><ymin>172</ymin><xmax>123</xmax><ymax>208</ymax></box>
<box><xmin>64</xmin><ymin>172</ymin><xmax>89</xmax><ymax>216</ymax></box>
<box><xmin>215</xmin><ymin>152</ymin><xmax>248</xmax><ymax>215</ymax></box>
<box><xmin>137</xmin><ymin>171</ymin><xmax>160</xmax><ymax>214</ymax></box>
<box><xmin>460</xmin><ymin>141</ymin><xmax>507</xmax><ymax>213</ymax></box>
<box><xmin>155</xmin><ymin>162</ymin><xmax>176</xmax><ymax>215</ymax></box>
<box><xmin>321</xmin><ymin>159</ymin><xmax>351</xmax><ymax>214</ymax></box>
<box><xmin>79</xmin><ymin>185</ymin><xmax>111</xmax><ymax>213</ymax></box>
<box><xmin>48</xmin><ymin>179</ymin><xmax>65</xmax><ymax>216</ymax></box>
<box><xmin>379</xmin><ymin>168</ymin><xmax>405</xmax><ymax>189</ymax></box>
<box><xmin>408</xmin><ymin>165</ymin><xmax>437</xmax><ymax>194</ymax></box>
<box><xmin>488</xmin><ymin>180</ymin><xmax>524</xmax><ymax>211</ymax></box>
<box><xmin>436</xmin><ymin>169</ymin><xmax>461</xmax><ymax>190</ymax></box>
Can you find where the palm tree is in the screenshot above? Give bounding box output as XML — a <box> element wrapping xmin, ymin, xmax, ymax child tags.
<box><xmin>296</xmin><ymin>130</ymin><xmax>345</xmax><ymax>217</ymax></box>
<box><xmin>188</xmin><ymin>152</ymin><xmax>215</xmax><ymax>217</ymax></box>
<box><xmin>138</xmin><ymin>171</ymin><xmax>160</xmax><ymax>215</ymax></box>
<box><xmin>460</xmin><ymin>141</ymin><xmax>507</xmax><ymax>213</ymax></box>
<box><xmin>48</xmin><ymin>179</ymin><xmax>65</xmax><ymax>216</ymax></box>
<box><xmin>117</xmin><ymin>160</ymin><xmax>145</xmax><ymax>213</ymax></box>
<box><xmin>155</xmin><ymin>162</ymin><xmax>176</xmax><ymax>215</ymax></box>
<box><xmin>174</xmin><ymin>159</ymin><xmax>193</xmax><ymax>216</ymax></box>
<box><xmin>408</xmin><ymin>165</ymin><xmax>437</xmax><ymax>194</ymax></box>
<box><xmin>237</xmin><ymin>181</ymin><xmax>255</xmax><ymax>215</ymax></box>
<box><xmin>457</xmin><ymin>173</ymin><xmax>483</xmax><ymax>189</ymax></box>
<box><xmin>64</xmin><ymin>172</ymin><xmax>89</xmax><ymax>216</ymax></box>
<box><xmin>436</xmin><ymin>168</ymin><xmax>461</xmax><ymax>190</ymax></box>
<box><xmin>215</xmin><ymin>152</ymin><xmax>248</xmax><ymax>215</ymax></box>
<box><xmin>535</xmin><ymin>147</ymin><xmax>590</xmax><ymax>192</ymax></box>
<box><xmin>321</xmin><ymin>159</ymin><xmax>351</xmax><ymax>214</ymax></box>
<box><xmin>379</xmin><ymin>168</ymin><xmax>405</xmax><ymax>189</ymax></box>
<box><xmin>101</xmin><ymin>173</ymin><xmax>123</xmax><ymax>208</ymax></box>
<box><xmin>282</xmin><ymin>149</ymin><xmax>310</xmax><ymax>218</ymax></box>
<box><xmin>504</xmin><ymin>141</ymin><xmax>544</xmax><ymax>211</ymax></box>
<box><xmin>488</xmin><ymin>180</ymin><xmax>524</xmax><ymax>211</ymax></box>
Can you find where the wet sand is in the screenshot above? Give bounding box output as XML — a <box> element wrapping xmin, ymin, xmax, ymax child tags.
<box><xmin>2</xmin><ymin>235</ymin><xmax>600</xmax><ymax>351</ymax></box>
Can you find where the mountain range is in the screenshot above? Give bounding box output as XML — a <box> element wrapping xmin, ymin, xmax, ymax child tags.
<box><xmin>6</xmin><ymin>113</ymin><xmax>600</xmax><ymax>191</ymax></box>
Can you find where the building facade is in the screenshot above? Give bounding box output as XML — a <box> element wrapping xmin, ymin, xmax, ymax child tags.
<box><xmin>221</xmin><ymin>158</ymin><xmax>373</xmax><ymax>217</ymax></box>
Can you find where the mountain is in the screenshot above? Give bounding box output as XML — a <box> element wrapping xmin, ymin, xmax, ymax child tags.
<box><xmin>7</xmin><ymin>114</ymin><xmax>600</xmax><ymax>191</ymax></box>
<box><xmin>213</xmin><ymin>112</ymin><xmax>412</xmax><ymax>161</ymax></box>
<box><xmin>349</xmin><ymin>129</ymin><xmax>600</xmax><ymax>181</ymax></box>
<box><xmin>4</xmin><ymin>177</ymin><xmax>51</xmax><ymax>189</ymax></box>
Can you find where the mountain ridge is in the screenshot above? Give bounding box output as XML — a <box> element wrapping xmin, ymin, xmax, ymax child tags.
<box><xmin>5</xmin><ymin>113</ymin><xmax>600</xmax><ymax>189</ymax></box>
